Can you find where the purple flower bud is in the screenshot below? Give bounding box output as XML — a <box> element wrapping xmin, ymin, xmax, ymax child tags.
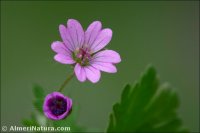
<box><xmin>43</xmin><ymin>92</ymin><xmax>72</xmax><ymax>120</ymax></box>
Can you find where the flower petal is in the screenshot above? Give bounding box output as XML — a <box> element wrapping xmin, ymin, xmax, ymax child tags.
<box><xmin>90</xmin><ymin>28</ymin><xmax>112</xmax><ymax>53</ymax></box>
<box><xmin>66</xmin><ymin>96</ymin><xmax>72</xmax><ymax>111</ymax></box>
<box><xmin>92</xmin><ymin>62</ymin><xmax>117</xmax><ymax>73</ymax></box>
<box><xmin>85</xmin><ymin>21</ymin><xmax>102</xmax><ymax>48</ymax></box>
<box><xmin>67</xmin><ymin>19</ymin><xmax>84</xmax><ymax>48</ymax></box>
<box><xmin>85</xmin><ymin>66</ymin><xmax>101</xmax><ymax>83</ymax></box>
<box><xmin>59</xmin><ymin>25</ymin><xmax>75</xmax><ymax>51</ymax></box>
<box><xmin>43</xmin><ymin>93</ymin><xmax>53</xmax><ymax>112</ymax></box>
<box><xmin>74</xmin><ymin>63</ymin><xmax>86</xmax><ymax>82</ymax></box>
<box><xmin>92</xmin><ymin>50</ymin><xmax>121</xmax><ymax>64</ymax></box>
<box><xmin>57</xmin><ymin>96</ymin><xmax>72</xmax><ymax>120</ymax></box>
<box><xmin>51</xmin><ymin>91</ymin><xmax>65</xmax><ymax>98</ymax></box>
<box><xmin>51</xmin><ymin>41</ymin><xmax>71</xmax><ymax>55</ymax></box>
<box><xmin>54</xmin><ymin>54</ymin><xmax>75</xmax><ymax>64</ymax></box>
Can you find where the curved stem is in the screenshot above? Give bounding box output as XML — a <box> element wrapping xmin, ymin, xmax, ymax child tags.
<box><xmin>58</xmin><ymin>72</ymin><xmax>74</xmax><ymax>92</ymax></box>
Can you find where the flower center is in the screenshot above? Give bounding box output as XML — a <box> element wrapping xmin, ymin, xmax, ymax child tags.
<box><xmin>48</xmin><ymin>97</ymin><xmax>67</xmax><ymax>116</ymax></box>
<box><xmin>73</xmin><ymin>48</ymin><xmax>91</xmax><ymax>66</ymax></box>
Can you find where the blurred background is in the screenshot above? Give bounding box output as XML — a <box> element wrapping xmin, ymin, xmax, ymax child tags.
<box><xmin>1</xmin><ymin>1</ymin><xmax>199</xmax><ymax>132</ymax></box>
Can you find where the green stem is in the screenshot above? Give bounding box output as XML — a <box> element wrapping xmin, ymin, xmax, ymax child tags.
<box><xmin>58</xmin><ymin>72</ymin><xmax>74</xmax><ymax>92</ymax></box>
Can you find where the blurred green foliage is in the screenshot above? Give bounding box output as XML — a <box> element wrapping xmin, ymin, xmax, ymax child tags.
<box><xmin>107</xmin><ymin>66</ymin><xmax>188</xmax><ymax>132</ymax></box>
<box><xmin>33</xmin><ymin>85</ymin><xmax>45</xmax><ymax>114</ymax></box>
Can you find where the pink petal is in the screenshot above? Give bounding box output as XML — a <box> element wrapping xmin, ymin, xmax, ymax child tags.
<box><xmin>74</xmin><ymin>64</ymin><xmax>86</xmax><ymax>82</ymax></box>
<box><xmin>67</xmin><ymin>19</ymin><xmax>84</xmax><ymax>48</ymax></box>
<box><xmin>54</xmin><ymin>54</ymin><xmax>75</xmax><ymax>64</ymax></box>
<box><xmin>84</xmin><ymin>66</ymin><xmax>101</xmax><ymax>83</ymax></box>
<box><xmin>59</xmin><ymin>25</ymin><xmax>76</xmax><ymax>51</ymax></box>
<box><xmin>92</xmin><ymin>50</ymin><xmax>121</xmax><ymax>64</ymax></box>
<box><xmin>51</xmin><ymin>41</ymin><xmax>71</xmax><ymax>56</ymax></box>
<box><xmin>85</xmin><ymin>21</ymin><xmax>102</xmax><ymax>48</ymax></box>
<box><xmin>66</xmin><ymin>96</ymin><xmax>72</xmax><ymax>112</ymax></box>
<box><xmin>92</xmin><ymin>62</ymin><xmax>117</xmax><ymax>73</ymax></box>
<box><xmin>90</xmin><ymin>28</ymin><xmax>112</xmax><ymax>53</ymax></box>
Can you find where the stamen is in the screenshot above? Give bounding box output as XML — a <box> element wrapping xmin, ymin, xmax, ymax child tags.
<box><xmin>73</xmin><ymin>48</ymin><xmax>91</xmax><ymax>66</ymax></box>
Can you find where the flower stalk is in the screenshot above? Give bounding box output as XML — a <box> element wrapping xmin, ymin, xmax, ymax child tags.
<box><xmin>58</xmin><ymin>73</ymin><xmax>74</xmax><ymax>92</ymax></box>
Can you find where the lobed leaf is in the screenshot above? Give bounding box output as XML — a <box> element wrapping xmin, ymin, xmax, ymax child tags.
<box><xmin>107</xmin><ymin>66</ymin><xmax>188</xmax><ymax>132</ymax></box>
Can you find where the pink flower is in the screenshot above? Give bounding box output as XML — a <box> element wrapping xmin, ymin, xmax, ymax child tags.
<box><xmin>51</xmin><ymin>19</ymin><xmax>121</xmax><ymax>83</ymax></box>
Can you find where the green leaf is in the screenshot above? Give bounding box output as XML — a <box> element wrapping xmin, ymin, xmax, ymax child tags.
<box><xmin>33</xmin><ymin>100</ymin><xmax>44</xmax><ymax>114</ymax></box>
<box><xmin>33</xmin><ymin>84</ymin><xmax>45</xmax><ymax>99</ymax></box>
<box><xmin>22</xmin><ymin>113</ymin><xmax>43</xmax><ymax>133</ymax></box>
<box><xmin>22</xmin><ymin>113</ymin><xmax>38</xmax><ymax>126</ymax></box>
<box><xmin>107</xmin><ymin>66</ymin><xmax>188</xmax><ymax>132</ymax></box>
<box><xmin>33</xmin><ymin>85</ymin><xmax>45</xmax><ymax>114</ymax></box>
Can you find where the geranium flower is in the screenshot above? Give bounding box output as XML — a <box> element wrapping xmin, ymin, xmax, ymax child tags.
<box><xmin>51</xmin><ymin>19</ymin><xmax>121</xmax><ymax>83</ymax></box>
<box><xmin>43</xmin><ymin>92</ymin><xmax>72</xmax><ymax>120</ymax></box>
